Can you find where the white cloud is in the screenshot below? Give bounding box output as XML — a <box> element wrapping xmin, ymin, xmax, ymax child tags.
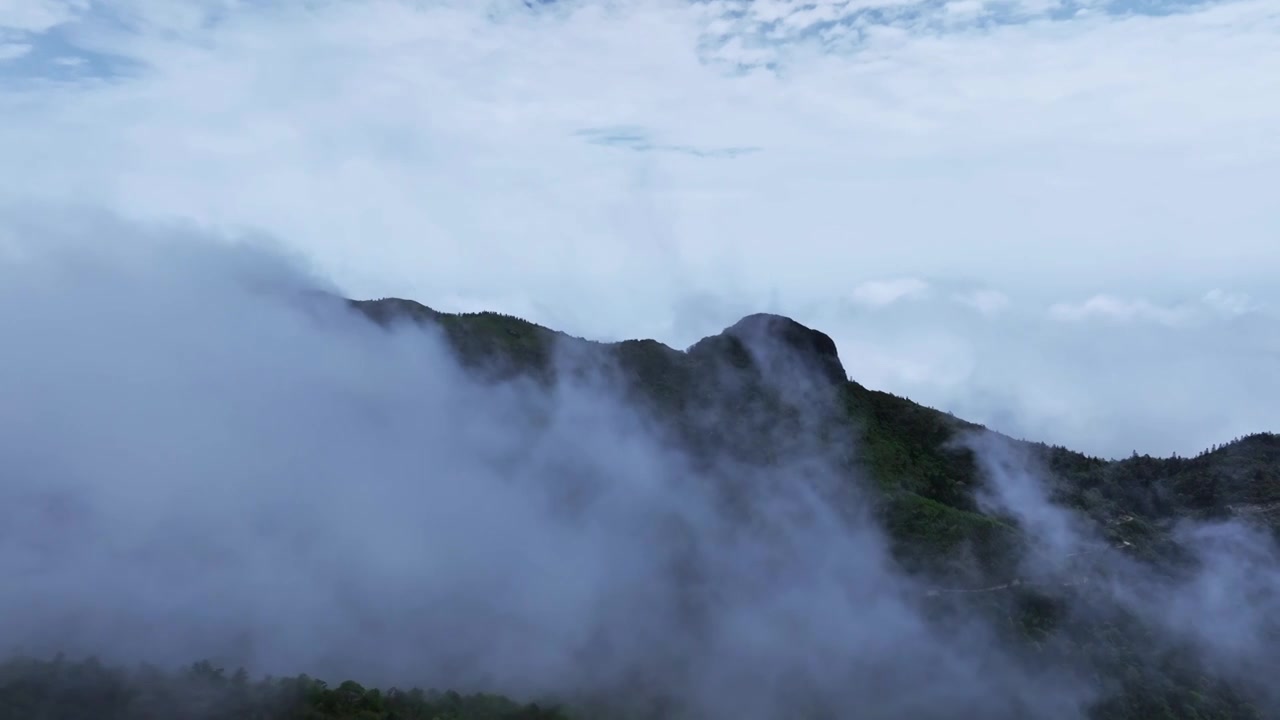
<box><xmin>0</xmin><ymin>0</ymin><xmax>84</xmax><ymax>33</ymax></box>
<box><xmin>0</xmin><ymin>41</ymin><xmax>30</xmax><ymax>60</ymax></box>
<box><xmin>954</xmin><ymin>289</ymin><xmax>1010</xmax><ymax>315</ymax></box>
<box><xmin>1047</xmin><ymin>295</ymin><xmax>1191</xmax><ymax>326</ymax></box>
<box><xmin>1202</xmin><ymin>288</ymin><xmax>1259</xmax><ymax>316</ymax></box>
<box><xmin>849</xmin><ymin>277</ymin><xmax>930</xmax><ymax>307</ymax></box>
<box><xmin>1047</xmin><ymin>290</ymin><xmax>1266</xmax><ymax>327</ymax></box>
<box><xmin>0</xmin><ymin>0</ymin><xmax>1277</xmax><ymax>457</ymax></box>
<box><xmin>945</xmin><ymin>0</ymin><xmax>987</xmax><ymax>16</ymax></box>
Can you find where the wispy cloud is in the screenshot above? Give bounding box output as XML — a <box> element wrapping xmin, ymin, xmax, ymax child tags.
<box><xmin>1048</xmin><ymin>295</ymin><xmax>1191</xmax><ymax>326</ymax></box>
<box><xmin>954</xmin><ymin>289</ymin><xmax>1010</xmax><ymax>315</ymax></box>
<box><xmin>1048</xmin><ymin>290</ymin><xmax>1266</xmax><ymax>326</ymax></box>
<box><xmin>0</xmin><ymin>41</ymin><xmax>31</xmax><ymax>61</ymax></box>
<box><xmin>849</xmin><ymin>277</ymin><xmax>930</xmax><ymax>307</ymax></box>
<box><xmin>0</xmin><ymin>0</ymin><xmax>85</xmax><ymax>33</ymax></box>
<box><xmin>574</xmin><ymin>125</ymin><xmax>761</xmax><ymax>157</ymax></box>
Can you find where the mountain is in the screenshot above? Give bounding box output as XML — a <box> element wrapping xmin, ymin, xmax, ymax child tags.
<box><xmin>350</xmin><ymin>296</ymin><xmax>1280</xmax><ymax>553</ymax></box>
<box><xmin>5</xmin><ymin>295</ymin><xmax>1278</xmax><ymax>720</ymax></box>
<box><xmin>346</xmin><ymin>297</ymin><xmax>1280</xmax><ymax>718</ymax></box>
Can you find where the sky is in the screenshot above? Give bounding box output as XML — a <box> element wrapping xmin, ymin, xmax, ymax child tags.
<box><xmin>1</xmin><ymin>0</ymin><xmax>1278</xmax><ymax>458</ymax></box>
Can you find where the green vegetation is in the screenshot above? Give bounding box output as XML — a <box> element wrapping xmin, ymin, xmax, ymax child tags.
<box><xmin>0</xmin><ymin>656</ymin><xmax>568</xmax><ymax>720</ymax></box>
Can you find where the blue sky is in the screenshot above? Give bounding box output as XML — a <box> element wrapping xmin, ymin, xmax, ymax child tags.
<box><xmin>1</xmin><ymin>0</ymin><xmax>1278</xmax><ymax>458</ymax></box>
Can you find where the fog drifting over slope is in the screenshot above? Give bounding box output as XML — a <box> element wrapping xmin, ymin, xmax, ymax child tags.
<box><xmin>2</xmin><ymin>210</ymin><xmax>1279</xmax><ymax>718</ymax></box>
<box><xmin>970</xmin><ymin>433</ymin><xmax>1280</xmax><ymax>709</ymax></box>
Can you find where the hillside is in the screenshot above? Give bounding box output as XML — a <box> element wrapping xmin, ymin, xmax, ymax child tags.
<box><xmin>5</xmin><ymin>295</ymin><xmax>1278</xmax><ymax>720</ymax></box>
<box><xmin>350</xmin><ymin>297</ymin><xmax>1280</xmax><ymax>559</ymax></box>
<box><xmin>346</xmin><ymin>298</ymin><xmax>1280</xmax><ymax>718</ymax></box>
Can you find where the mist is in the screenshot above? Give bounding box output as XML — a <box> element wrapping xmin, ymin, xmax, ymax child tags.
<box><xmin>2</xmin><ymin>209</ymin><xmax>1278</xmax><ymax>718</ymax></box>
<box><xmin>968</xmin><ymin>431</ymin><xmax>1280</xmax><ymax>711</ymax></box>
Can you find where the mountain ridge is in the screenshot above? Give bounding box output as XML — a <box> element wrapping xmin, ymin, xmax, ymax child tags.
<box><xmin>347</xmin><ymin>294</ymin><xmax>1280</xmax><ymax>581</ymax></box>
<box><xmin>350</xmin><ymin>294</ymin><xmax>1273</xmax><ymax>464</ymax></box>
<box><xmin>347</xmin><ymin>294</ymin><xmax>1275</xmax><ymax>467</ymax></box>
